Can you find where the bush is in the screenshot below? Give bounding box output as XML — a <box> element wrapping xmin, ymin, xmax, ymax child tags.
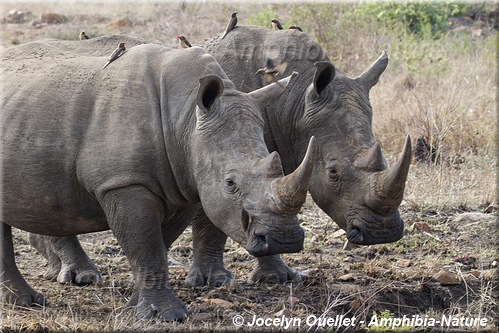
<box><xmin>351</xmin><ymin>1</ymin><xmax>466</xmax><ymax>37</ymax></box>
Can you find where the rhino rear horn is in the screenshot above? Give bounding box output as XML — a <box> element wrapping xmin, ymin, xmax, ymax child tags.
<box><xmin>248</xmin><ymin>71</ymin><xmax>298</xmax><ymax>109</ymax></box>
<box><xmin>354</xmin><ymin>143</ymin><xmax>387</xmax><ymax>172</ymax></box>
<box><xmin>197</xmin><ymin>75</ymin><xmax>224</xmax><ymax>115</ymax></box>
<box><xmin>367</xmin><ymin>135</ymin><xmax>412</xmax><ymax>215</ymax></box>
<box><xmin>271</xmin><ymin>136</ymin><xmax>317</xmax><ymax>213</ymax></box>
<box><xmin>355</xmin><ymin>51</ymin><xmax>388</xmax><ymax>92</ymax></box>
<box><xmin>254</xmin><ymin>151</ymin><xmax>284</xmax><ymax>177</ymax></box>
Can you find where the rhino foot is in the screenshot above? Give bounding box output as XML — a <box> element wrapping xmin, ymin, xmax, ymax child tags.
<box><xmin>42</xmin><ymin>265</ymin><xmax>61</xmax><ymax>281</ymax></box>
<box><xmin>126</xmin><ymin>287</ymin><xmax>187</xmax><ymax>321</ymax></box>
<box><xmin>133</xmin><ymin>295</ymin><xmax>187</xmax><ymax>321</ymax></box>
<box><xmin>29</xmin><ymin>234</ymin><xmax>101</xmax><ymax>286</ymax></box>
<box><xmin>3</xmin><ymin>285</ymin><xmax>47</xmax><ymax>307</ymax></box>
<box><xmin>249</xmin><ymin>254</ymin><xmax>301</xmax><ymax>284</ymax></box>
<box><xmin>185</xmin><ymin>265</ymin><xmax>233</xmax><ymax>287</ymax></box>
<box><xmin>57</xmin><ymin>267</ymin><xmax>102</xmax><ymax>285</ymax></box>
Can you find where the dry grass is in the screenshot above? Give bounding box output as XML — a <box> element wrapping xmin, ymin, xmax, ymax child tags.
<box><xmin>1</xmin><ymin>1</ymin><xmax>497</xmax><ymax>332</ymax></box>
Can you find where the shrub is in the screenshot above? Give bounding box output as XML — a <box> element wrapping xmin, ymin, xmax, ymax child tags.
<box><xmin>351</xmin><ymin>1</ymin><xmax>466</xmax><ymax>37</ymax></box>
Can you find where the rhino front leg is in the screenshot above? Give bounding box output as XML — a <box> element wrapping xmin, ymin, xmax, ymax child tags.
<box><xmin>187</xmin><ymin>209</ymin><xmax>300</xmax><ymax>286</ymax></box>
<box><xmin>1</xmin><ymin>223</ymin><xmax>47</xmax><ymax>306</ymax></box>
<box><xmin>185</xmin><ymin>208</ymin><xmax>233</xmax><ymax>287</ymax></box>
<box><xmin>250</xmin><ymin>255</ymin><xmax>301</xmax><ymax>284</ymax></box>
<box><xmin>101</xmin><ymin>186</ymin><xmax>187</xmax><ymax>321</ymax></box>
<box><xmin>29</xmin><ymin>234</ymin><xmax>101</xmax><ymax>285</ymax></box>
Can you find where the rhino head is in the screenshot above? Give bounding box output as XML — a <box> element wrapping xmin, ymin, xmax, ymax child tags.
<box><xmin>192</xmin><ymin>73</ymin><xmax>316</xmax><ymax>256</ymax></box>
<box><xmin>279</xmin><ymin>52</ymin><xmax>411</xmax><ymax>245</ymax></box>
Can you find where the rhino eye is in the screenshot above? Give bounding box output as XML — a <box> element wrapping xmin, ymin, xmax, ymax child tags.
<box><xmin>328</xmin><ymin>166</ymin><xmax>340</xmax><ymax>182</ymax></box>
<box><xmin>224</xmin><ymin>175</ymin><xmax>240</xmax><ymax>194</ymax></box>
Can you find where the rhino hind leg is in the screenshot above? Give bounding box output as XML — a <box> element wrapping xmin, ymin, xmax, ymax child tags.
<box><xmin>185</xmin><ymin>209</ymin><xmax>233</xmax><ymax>287</ymax></box>
<box><xmin>2</xmin><ymin>223</ymin><xmax>47</xmax><ymax>306</ymax></box>
<box><xmin>250</xmin><ymin>255</ymin><xmax>301</xmax><ymax>284</ymax></box>
<box><xmin>29</xmin><ymin>233</ymin><xmax>101</xmax><ymax>285</ymax></box>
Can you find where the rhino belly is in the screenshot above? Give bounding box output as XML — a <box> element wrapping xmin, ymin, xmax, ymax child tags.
<box><xmin>1</xmin><ymin>131</ymin><xmax>108</xmax><ymax>236</ymax></box>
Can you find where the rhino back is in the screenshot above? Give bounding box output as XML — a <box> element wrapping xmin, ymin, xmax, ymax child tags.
<box><xmin>202</xmin><ymin>26</ymin><xmax>328</xmax><ymax>92</ymax></box>
<box><xmin>1</xmin><ymin>42</ymin><xmax>222</xmax><ymax>235</ymax></box>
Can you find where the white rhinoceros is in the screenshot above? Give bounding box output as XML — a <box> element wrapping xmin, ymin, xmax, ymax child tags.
<box><xmin>185</xmin><ymin>26</ymin><xmax>412</xmax><ymax>285</ymax></box>
<box><xmin>27</xmin><ymin>26</ymin><xmax>412</xmax><ymax>288</ymax></box>
<box><xmin>1</xmin><ymin>38</ymin><xmax>318</xmax><ymax>320</ymax></box>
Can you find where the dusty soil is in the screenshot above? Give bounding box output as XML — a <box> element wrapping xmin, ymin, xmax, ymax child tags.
<box><xmin>1</xmin><ymin>2</ymin><xmax>497</xmax><ymax>332</ymax></box>
<box><xmin>3</xmin><ymin>199</ymin><xmax>498</xmax><ymax>332</ymax></box>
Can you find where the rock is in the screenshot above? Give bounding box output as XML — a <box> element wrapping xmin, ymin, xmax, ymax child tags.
<box><xmin>108</xmin><ymin>17</ymin><xmax>132</xmax><ymax>28</ymax></box>
<box><xmin>41</xmin><ymin>13</ymin><xmax>67</xmax><ymax>24</ymax></box>
<box><xmin>343</xmin><ymin>256</ymin><xmax>354</xmax><ymax>263</ymax></box>
<box><xmin>349</xmin><ymin>299</ymin><xmax>361</xmax><ymax>310</ymax></box>
<box><xmin>274</xmin><ymin>308</ymin><xmax>292</xmax><ymax>317</ymax></box>
<box><xmin>286</xmin><ymin>296</ymin><xmax>300</xmax><ymax>304</ymax></box>
<box><xmin>469</xmin><ymin>270</ymin><xmax>480</xmax><ymax>278</ymax></box>
<box><xmin>337</xmin><ymin>273</ymin><xmax>355</xmax><ymax>281</ymax></box>
<box><xmin>205</xmin><ymin>298</ymin><xmax>232</xmax><ymax>308</ymax></box>
<box><xmin>3</xmin><ymin>9</ymin><xmax>33</xmax><ymax>24</ymax></box>
<box><xmin>433</xmin><ymin>270</ymin><xmax>461</xmax><ymax>286</ymax></box>
<box><xmin>396</xmin><ymin>259</ymin><xmax>412</xmax><ymax>268</ymax></box>
<box><xmin>411</xmin><ymin>221</ymin><xmax>431</xmax><ymax>232</ymax></box>
<box><xmin>189</xmin><ymin>312</ymin><xmax>211</xmax><ymax>323</ymax></box>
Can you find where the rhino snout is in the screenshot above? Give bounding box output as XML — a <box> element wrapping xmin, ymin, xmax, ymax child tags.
<box><xmin>245</xmin><ymin>222</ymin><xmax>304</xmax><ymax>256</ymax></box>
<box><xmin>346</xmin><ymin>210</ymin><xmax>404</xmax><ymax>245</ymax></box>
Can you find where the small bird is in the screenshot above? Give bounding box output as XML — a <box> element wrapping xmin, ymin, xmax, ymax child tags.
<box><xmin>79</xmin><ymin>31</ymin><xmax>89</xmax><ymax>40</ymax></box>
<box><xmin>102</xmin><ymin>42</ymin><xmax>126</xmax><ymax>69</ymax></box>
<box><xmin>288</xmin><ymin>25</ymin><xmax>303</xmax><ymax>32</ymax></box>
<box><xmin>221</xmin><ymin>12</ymin><xmax>237</xmax><ymax>39</ymax></box>
<box><xmin>255</xmin><ymin>58</ymin><xmax>288</xmax><ymax>84</ymax></box>
<box><xmin>177</xmin><ymin>35</ymin><xmax>192</xmax><ymax>48</ymax></box>
<box><xmin>271</xmin><ymin>18</ymin><xmax>283</xmax><ymax>30</ymax></box>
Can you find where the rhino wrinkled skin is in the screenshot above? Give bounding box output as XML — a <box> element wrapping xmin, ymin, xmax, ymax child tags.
<box><xmin>187</xmin><ymin>26</ymin><xmax>412</xmax><ymax>285</ymax></box>
<box><xmin>28</xmin><ymin>26</ymin><xmax>412</xmax><ymax>288</ymax></box>
<box><xmin>0</xmin><ymin>39</ymin><xmax>317</xmax><ymax>320</ymax></box>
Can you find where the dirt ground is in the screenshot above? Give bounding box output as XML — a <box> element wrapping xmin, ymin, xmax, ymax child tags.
<box><xmin>1</xmin><ymin>2</ymin><xmax>497</xmax><ymax>332</ymax></box>
<box><xmin>3</xmin><ymin>200</ymin><xmax>498</xmax><ymax>332</ymax></box>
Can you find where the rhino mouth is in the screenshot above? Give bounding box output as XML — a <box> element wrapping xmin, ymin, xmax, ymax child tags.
<box><xmin>245</xmin><ymin>225</ymin><xmax>305</xmax><ymax>257</ymax></box>
<box><xmin>346</xmin><ymin>210</ymin><xmax>404</xmax><ymax>245</ymax></box>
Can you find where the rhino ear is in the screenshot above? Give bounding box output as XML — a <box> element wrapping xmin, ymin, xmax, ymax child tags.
<box><xmin>355</xmin><ymin>51</ymin><xmax>388</xmax><ymax>92</ymax></box>
<box><xmin>197</xmin><ymin>75</ymin><xmax>224</xmax><ymax>114</ymax></box>
<box><xmin>248</xmin><ymin>72</ymin><xmax>298</xmax><ymax>110</ymax></box>
<box><xmin>312</xmin><ymin>61</ymin><xmax>335</xmax><ymax>95</ymax></box>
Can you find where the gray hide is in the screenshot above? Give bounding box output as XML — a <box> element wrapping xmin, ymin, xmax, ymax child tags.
<box><xmin>185</xmin><ymin>26</ymin><xmax>411</xmax><ymax>285</ymax></box>
<box><xmin>27</xmin><ymin>27</ymin><xmax>412</xmax><ymax>287</ymax></box>
<box><xmin>1</xmin><ymin>39</ymin><xmax>318</xmax><ymax>320</ymax></box>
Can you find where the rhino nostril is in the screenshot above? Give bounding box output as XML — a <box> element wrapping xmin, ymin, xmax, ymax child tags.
<box><xmin>241</xmin><ymin>209</ymin><xmax>250</xmax><ymax>232</ymax></box>
<box><xmin>347</xmin><ymin>227</ymin><xmax>363</xmax><ymax>244</ymax></box>
<box><xmin>245</xmin><ymin>234</ymin><xmax>268</xmax><ymax>256</ymax></box>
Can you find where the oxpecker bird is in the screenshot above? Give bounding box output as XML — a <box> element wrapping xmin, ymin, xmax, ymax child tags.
<box><xmin>177</xmin><ymin>35</ymin><xmax>192</xmax><ymax>48</ymax></box>
<box><xmin>221</xmin><ymin>12</ymin><xmax>237</xmax><ymax>39</ymax></box>
<box><xmin>288</xmin><ymin>25</ymin><xmax>303</xmax><ymax>32</ymax></box>
<box><xmin>271</xmin><ymin>18</ymin><xmax>283</xmax><ymax>30</ymax></box>
<box><xmin>79</xmin><ymin>31</ymin><xmax>89</xmax><ymax>40</ymax></box>
<box><xmin>255</xmin><ymin>58</ymin><xmax>288</xmax><ymax>84</ymax></box>
<box><xmin>102</xmin><ymin>42</ymin><xmax>126</xmax><ymax>69</ymax></box>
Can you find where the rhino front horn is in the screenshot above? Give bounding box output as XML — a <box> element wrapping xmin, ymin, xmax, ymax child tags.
<box><xmin>367</xmin><ymin>135</ymin><xmax>412</xmax><ymax>215</ymax></box>
<box><xmin>271</xmin><ymin>136</ymin><xmax>317</xmax><ymax>213</ymax></box>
